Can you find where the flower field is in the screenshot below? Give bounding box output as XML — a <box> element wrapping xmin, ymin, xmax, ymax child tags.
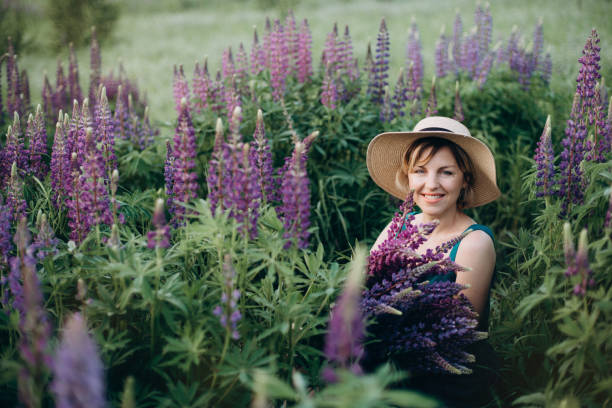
<box><xmin>1</xmin><ymin>3</ymin><xmax>611</xmax><ymax>407</ymax></box>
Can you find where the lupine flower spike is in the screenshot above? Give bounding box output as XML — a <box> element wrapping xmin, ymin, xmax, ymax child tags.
<box><xmin>425</xmin><ymin>76</ymin><xmax>438</xmax><ymax>117</ymax></box>
<box><xmin>213</xmin><ymin>254</ymin><xmax>241</xmax><ymax>340</ymax></box>
<box><xmin>322</xmin><ymin>246</ymin><xmax>367</xmax><ymax>382</ymax></box>
<box><xmin>372</xmin><ymin>18</ymin><xmax>390</xmax><ymax>104</ymax></box>
<box><xmin>534</xmin><ymin>115</ymin><xmax>555</xmax><ymax>198</ymax></box>
<box><xmin>51</xmin><ymin>313</ymin><xmax>106</xmax><ymax>408</ymax></box>
<box><xmin>453</xmin><ymin>81</ymin><xmax>464</xmax><ymax>122</ymax></box>
<box><xmin>563</xmin><ymin>224</ymin><xmax>594</xmax><ymax>296</ymax></box>
<box><xmin>147</xmin><ymin>198</ymin><xmax>171</xmax><ymax>250</ymax></box>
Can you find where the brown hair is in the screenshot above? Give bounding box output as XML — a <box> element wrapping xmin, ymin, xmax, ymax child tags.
<box><xmin>401</xmin><ymin>137</ymin><xmax>475</xmax><ymax>209</ymax></box>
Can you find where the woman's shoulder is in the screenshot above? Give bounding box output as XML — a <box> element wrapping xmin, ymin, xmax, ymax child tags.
<box><xmin>459</xmin><ymin>228</ymin><xmax>495</xmax><ymax>255</ymax></box>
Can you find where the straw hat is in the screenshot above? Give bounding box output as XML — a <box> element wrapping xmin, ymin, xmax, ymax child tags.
<box><xmin>366</xmin><ymin>116</ymin><xmax>501</xmax><ymax>208</ymax></box>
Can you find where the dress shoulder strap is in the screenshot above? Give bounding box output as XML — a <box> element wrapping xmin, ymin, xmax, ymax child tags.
<box><xmin>449</xmin><ymin>224</ymin><xmax>495</xmax><ymax>262</ymax></box>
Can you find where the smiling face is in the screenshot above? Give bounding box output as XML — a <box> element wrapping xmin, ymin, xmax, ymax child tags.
<box><xmin>407</xmin><ymin>145</ymin><xmax>468</xmax><ymax>218</ymax></box>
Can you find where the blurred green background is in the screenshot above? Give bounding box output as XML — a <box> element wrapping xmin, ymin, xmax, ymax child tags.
<box><xmin>6</xmin><ymin>0</ymin><xmax>612</xmax><ymax>123</ymax></box>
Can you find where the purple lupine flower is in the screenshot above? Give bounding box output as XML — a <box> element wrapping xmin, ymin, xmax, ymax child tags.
<box><xmin>210</xmin><ymin>70</ymin><xmax>226</xmax><ymax>115</ymax></box>
<box><xmin>558</xmin><ymin>94</ymin><xmax>588</xmax><ymax>215</ymax></box>
<box><xmin>296</xmin><ymin>19</ymin><xmax>313</xmax><ymax>83</ymax></box>
<box><xmin>534</xmin><ymin>115</ymin><xmax>555</xmax><ymax>197</ymax></box>
<box><xmin>12</xmin><ymin>218</ymin><xmax>52</xmax><ymax>408</ymax></box>
<box><xmin>462</xmin><ymin>29</ymin><xmax>479</xmax><ymax>78</ymax></box>
<box><xmin>42</xmin><ymin>73</ymin><xmax>54</xmax><ymax>120</ymax></box>
<box><xmin>322</xmin><ymin>23</ymin><xmax>339</xmax><ymax>72</ymax></box>
<box><xmin>206</xmin><ymin>118</ymin><xmax>227</xmax><ymax>214</ymax></box>
<box><xmin>68</xmin><ymin>42</ymin><xmax>83</xmax><ymax>104</ymax></box>
<box><xmin>364</xmin><ymin>43</ymin><xmax>376</xmax><ymax>98</ymax></box>
<box><xmin>95</xmin><ymin>87</ymin><xmax>117</xmax><ymax>180</ymax></box>
<box><xmin>20</xmin><ymin>69</ymin><xmax>30</xmax><ymax>114</ymax></box>
<box><xmin>51</xmin><ymin>313</ymin><xmax>106</xmax><ymax>408</ymax></box>
<box><xmin>147</xmin><ymin>198</ymin><xmax>171</xmax><ymax>249</ymax></box>
<box><xmin>425</xmin><ymin>76</ymin><xmax>438</xmax><ymax>117</ymax></box>
<box><xmin>453</xmin><ymin>81</ymin><xmax>464</xmax><ymax>122</ymax></box>
<box><xmin>268</xmin><ymin>20</ymin><xmax>290</xmax><ymax>101</ymax></box>
<box><xmin>406</xmin><ymin>20</ymin><xmax>423</xmax><ymax>92</ymax></box>
<box><xmin>452</xmin><ymin>12</ymin><xmax>463</xmax><ymax>72</ymax></box>
<box><xmin>591</xmin><ymin>83</ymin><xmax>611</xmax><ymax>162</ymax></box>
<box><xmin>27</xmin><ymin>105</ymin><xmax>49</xmax><ymax>180</ymax></box>
<box><xmin>322</xmin><ymin>248</ymin><xmax>366</xmax><ymax>382</ymax></box>
<box><xmin>32</xmin><ymin>213</ymin><xmax>59</xmax><ymax>261</ymax></box>
<box><xmin>138</xmin><ymin>106</ymin><xmax>155</xmax><ymax>149</ymax></box>
<box><xmin>250</xmin><ymin>28</ymin><xmax>266</xmax><ymax>76</ymax></box>
<box><xmin>168</xmin><ymin>98</ymin><xmax>198</xmax><ymax>225</ymax></box>
<box><xmin>66</xmin><ymin>151</ymin><xmax>89</xmax><ymax>243</ymax></box>
<box><xmin>563</xmin><ymin>225</ymin><xmax>594</xmax><ymax>296</ymax></box>
<box><xmin>507</xmin><ymin>26</ymin><xmax>521</xmax><ymax>71</ymax></box>
<box><xmin>475</xmin><ymin>3</ymin><xmax>492</xmax><ymax>61</ymax></box>
<box><xmin>577</xmin><ymin>30</ymin><xmax>601</xmax><ymax>121</ymax></box>
<box><xmin>532</xmin><ymin>18</ymin><xmax>544</xmax><ymax>69</ymax></box>
<box><xmin>172</xmin><ymin>65</ymin><xmax>190</xmax><ymax>114</ymax></box>
<box><xmin>435</xmin><ymin>27</ymin><xmax>449</xmax><ymax>79</ymax></box>
<box><xmin>321</xmin><ymin>63</ymin><xmax>339</xmax><ymax>110</ymax></box>
<box><xmin>379</xmin><ymin>86</ymin><xmax>394</xmax><ymax>123</ymax></box>
<box><xmin>50</xmin><ymin>116</ymin><xmax>72</xmax><ymax>208</ymax></box>
<box><xmin>284</xmin><ymin>10</ymin><xmax>299</xmax><ymax>76</ymax></box>
<box><xmin>0</xmin><ymin>198</ymin><xmax>12</xmax><ymax>271</ymax></box>
<box><xmin>192</xmin><ymin>60</ymin><xmax>208</xmax><ymax>113</ymax></box>
<box><xmin>475</xmin><ymin>51</ymin><xmax>494</xmax><ymax>89</ymax></box>
<box><xmin>213</xmin><ymin>255</ymin><xmax>242</xmax><ymax>340</ymax></box>
<box><xmin>371</xmin><ymin>19</ymin><xmax>390</xmax><ymax>104</ymax></box>
<box><xmin>391</xmin><ymin>68</ymin><xmax>408</xmax><ymax>118</ymax></box>
<box><xmin>113</xmin><ymin>85</ymin><xmax>128</xmax><ymax>140</ymax></box>
<box><xmin>7</xmin><ymin>162</ymin><xmax>27</xmax><ymax>223</ymax></box>
<box><xmin>604</xmin><ymin>190</ymin><xmax>612</xmax><ymax>229</ymax></box>
<box><xmin>250</xmin><ymin>109</ymin><xmax>276</xmax><ymax>203</ymax></box>
<box><xmin>1</xmin><ymin>112</ymin><xmax>28</xmax><ymax>184</ymax></box>
<box><xmin>74</xmin><ymin>98</ymin><xmax>94</xmax><ymax>169</ymax></box>
<box><xmin>163</xmin><ymin>139</ymin><xmax>175</xmax><ymax>209</ymax></box>
<box><xmin>221</xmin><ymin>47</ymin><xmax>235</xmax><ymax>81</ymax></box>
<box><xmin>89</xmin><ymin>27</ymin><xmax>101</xmax><ymax>111</ymax></box>
<box><xmin>235</xmin><ymin>43</ymin><xmax>249</xmax><ymax>92</ymax></box>
<box><xmin>79</xmin><ymin>127</ymin><xmax>114</xmax><ymax>231</ymax></box>
<box><xmin>224</xmin><ymin>76</ymin><xmax>241</xmax><ymax>123</ymax></box>
<box><xmin>279</xmin><ymin>137</ymin><xmax>315</xmax><ymax>249</ymax></box>
<box><xmin>540</xmin><ymin>51</ymin><xmax>552</xmax><ymax>84</ymax></box>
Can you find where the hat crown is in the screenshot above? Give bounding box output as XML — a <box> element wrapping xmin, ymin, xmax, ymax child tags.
<box><xmin>413</xmin><ymin>116</ymin><xmax>471</xmax><ymax>137</ymax></box>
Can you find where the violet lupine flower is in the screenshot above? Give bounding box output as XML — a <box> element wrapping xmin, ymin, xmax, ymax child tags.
<box><xmin>591</xmin><ymin>83</ymin><xmax>611</xmax><ymax>162</ymax></box>
<box><xmin>462</xmin><ymin>29</ymin><xmax>479</xmax><ymax>78</ymax></box>
<box><xmin>534</xmin><ymin>115</ymin><xmax>555</xmax><ymax>198</ymax></box>
<box><xmin>605</xmin><ymin>190</ymin><xmax>612</xmax><ymax>229</ymax></box>
<box><xmin>250</xmin><ymin>110</ymin><xmax>276</xmax><ymax>203</ymax></box>
<box><xmin>563</xmin><ymin>225</ymin><xmax>594</xmax><ymax>296</ymax></box>
<box><xmin>453</xmin><ymin>81</ymin><xmax>464</xmax><ymax>122</ymax></box>
<box><xmin>577</xmin><ymin>30</ymin><xmax>601</xmax><ymax>122</ymax></box>
<box><xmin>558</xmin><ymin>94</ymin><xmax>588</xmax><ymax>215</ymax></box>
<box><xmin>321</xmin><ymin>63</ymin><xmax>339</xmax><ymax>110</ymax></box>
<box><xmin>95</xmin><ymin>87</ymin><xmax>117</xmax><ymax>180</ymax></box>
<box><xmin>51</xmin><ymin>313</ymin><xmax>106</xmax><ymax>408</ymax></box>
<box><xmin>475</xmin><ymin>3</ymin><xmax>492</xmax><ymax>61</ymax></box>
<box><xmin>168</xmin><ymin>98</ymin><xmax>199</xmax><ymax>225</ymax></box>
<box><xmin>42</xmin><ymin>73</ymin><xmax>54</xmax><ymax>119</ymax></box>
<box><xmin>12</xmin><ymin>218</ymin><xmax>53</xmax><ymax>408</ymax></box>
<box><xmin>113</xmin><ymin>85</ymin><xmax>128</xmax><ymax>140</ymax></box>
<box><xmin>425</xmin><ymin>76</ymin><xmax>438</xmax><ymax>117</ymax></box>
<box><xmin>213</xmin><ymin>255</ymin><xmax>242</xmax><ymax>340</ymax></box>
<box><xmin>27</xmin><ymin>105</ymin><xmax>49</xmax><ymax>180</ymax></box>
<box><xmin>192</xmin><ymin>60</ymin><xmax>210</xmax><ymax>113</ymax></box>
<box><xmin>235</xmin><ymin>43</ymin><xmax>249</xmax><ymax>92</ymax></box>
<box><xmin>7</xmin><ymin>162</ymin><xmax>27</xmax><ymax>223</ymax></box>
<box><xmin>79</xmin><ymin>127</ymin><xmax>114</xmax><ymax>232</ymax></box>
<box><xmin>210</xmin><ymin>71</ymin><xmax>226</xmax><ymax>115</ymax></box>
<box><xmin>139</xmin><ymin>106</ymin><xmax>155</xmax><ymax>150</ymax></box>
<box><xmin>507</xmin><ymin>26</ymin><xmax>521</xmax><ymax>71</ymax></box>
<box><xmin>434</xmin><ymin>27</ymin><xmax>450</xmax><ymax>79</ymax></box>
<box><xmin>268</xmin><ymin>20</ymin><xmax>290</xmax><ymax>101</ymax></box>
<box><xmin>50</xmin><ymin>117</ymin><xmax>72</xmax><ymax>208</ymax></box>
<box><xmin>452</xmin><ymin>12</ymin><xmax>463</xmax><ymax>73</ymax></box>
<box><xmin>68</xmin><ymin>42</ymin><xmax>83</xmax><ymax>104</ymax></box>
<box><xmin>89</xmin><ymin>27</ymin><xmax>101</xmax><ymax>111</ymax></box>
<box><xmin>391</xmin><ymin>68</ymin><xmax>408</xmax><ymax>118</ymax></box>
<box><xmin>540</xmin><ymin>52</ymin><xmax>552</xmax><ymax>84</ymax></box>
<box><xmin>251</xmin><ymin>28</ymin><xmax>266</xmax><ymax>76</ymax></box>
<box><xmin>364</xmin><ymin>43</ymin><xmax>376</xmax><ymax>98</ymax></box>
<box><xmin>66</xmin><ymin>152</ymin><xmax>89</xmax><ymax>243</ymax></box>
<box><xmin>74</xmin><ymin>98</ymin><xmax>94</xmax><ymax>169</ymax></box>
<box><xmin>147</xmin><ymin>198</ymin><xmax>171</xmax><ymax>249</ymax></box>
<box><xmin>532</xmin><ymin>18</ymin><xmax>544</xmax><ymax>71</ymax></box>
<box><xmin>362</xmin><ymin>193</ymin><xmax>485</xmax><ymax>375</ymax></box>
<box><xmin>322</xmin><ymin>23</ymin><xmax>339</xmax><ymax>72</ymax></box>
<box><xmin>279</xmin><ymin>138</ymin><xmax>314</xmax><ymax>249</ymax></box>
<box><xmin>221</xmin><ymin>47</ymin><xmax>235</xmax><ymax>82</ymax></box>
<box><xmin>0</xmin><ymin>199</ymin><xmax>12</xmax><ymax>271</ymax></box>
<box><xmin>371</xmin><ymin>19</ymin><xmax>390</xmax><ymax>104</ymax></box>
<box><xmin>379</xmin><ymin>86</ymin><xmax>394</xmax><ymax>123</ymax></box>
<box><xmin>406</xmin><ymin>20</ymin><xmax>423</xmax><ymax>92</ymax></box>
<box><xmin>172</xmin><ymin>65</ymin><xmax>191</xmax><ymax>114</ymax></box>
<box><xmin>322</xmin><ymin>247</ymin><xmax>367</xmax><ymax>382</ymax></box>
<box><xmin>32</xmin><ymin>213</ymin><xmax>59</xmax><ymax>261</ymax></box>
<box><xmin>206</xmin><ymin>118</ymin><xmax>227</xmax><ymax>215</ymax></box>
<box><xmin>284</xmin><ymin>10</ymin><xmax>299</xmax><ymax>76</ymax></box>
<box><xmin>224</xmin><ymin>76</ymin><xmax>241</xmax><ymax>122</ymax></box>
<box><xmin>296</xmin><ymin>19</ymin><xmax>313</xmax><ymax>83</ymax></box>
<box><xmin>21</xmin><ymin>69</ymin><xmax>31</xmax><ymax>113</ymax></box>
<box><xmin>475</xmin><ymin>52</ymin><xmax>494</xmax><ymax>89</ymax></box>
<box><xmin>1</xmin><ymin>112</ymin><xmax>28</xmax><ymax>184</ymax></box>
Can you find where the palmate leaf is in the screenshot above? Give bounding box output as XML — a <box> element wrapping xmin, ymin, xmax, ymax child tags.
<box><xmin>515</xmin><ymin>272</ymin><xmax>559</xmax><ymax>320</ymax></box>
<box><xmin>153</xmin><ymin>380</ymin><xmax>213</xmax><ymax>408</ymax></box>
<box><xmin>161</xmin><ymin>323</ymin><xmax>209</xmax><ymax>373</ymax></box>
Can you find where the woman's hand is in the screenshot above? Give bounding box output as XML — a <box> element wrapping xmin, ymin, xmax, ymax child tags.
<box><xmin>453</xmin><ymin>230</ymin><xmax>496</xmax><ymax>318</ymax></box>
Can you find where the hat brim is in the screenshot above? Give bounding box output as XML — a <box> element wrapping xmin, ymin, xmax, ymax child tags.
<box><xmin>366</xmin><ymin>130</ymin><xmax>501</xmax><ymax>208</ymax></box>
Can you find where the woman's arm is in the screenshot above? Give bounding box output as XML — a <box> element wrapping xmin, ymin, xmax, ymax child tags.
<box><xmin>453</xmin><ymin>230</ymin><xmax>496</xmax><ymax>318</ymax></box>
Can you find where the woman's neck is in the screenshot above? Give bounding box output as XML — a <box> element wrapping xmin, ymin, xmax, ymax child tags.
<box><xmin>419</xmin><ymin>208</ymin><xmax>469</xmax><ymax>236</ymax></box>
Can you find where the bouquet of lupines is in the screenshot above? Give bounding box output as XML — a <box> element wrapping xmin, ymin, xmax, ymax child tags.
<box><xmin>362</xmin><ymin>192</ymin><xmax>487</xmax><ymax>375</ymax></box>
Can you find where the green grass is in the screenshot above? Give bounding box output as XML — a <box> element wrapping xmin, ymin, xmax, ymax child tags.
<box><xmin>16</xmin><ymin>0</ymin><xmax>612</xmax><ymax>125</ymax></box>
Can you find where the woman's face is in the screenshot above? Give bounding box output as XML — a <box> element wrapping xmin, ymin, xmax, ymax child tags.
<box><xmin>408</xmin><ymin>146</ymin><xmax>466</xmax><ymax>218</ymax></box>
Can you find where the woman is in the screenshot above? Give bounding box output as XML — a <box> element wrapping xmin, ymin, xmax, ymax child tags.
<box><xmin>366</xmin><ymin>116</ymin><xmax>501</xmax><ymax>407</ymax></box>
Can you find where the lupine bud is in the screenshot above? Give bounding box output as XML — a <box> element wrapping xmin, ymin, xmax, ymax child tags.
<box><xmin>605</xmin><ymin>188</ymin><xmax>612</xmax><ymax>229</ymax></box>
<box><xmin>147</xmin><ymin>198</ymin><xmax>170</xmax><ymax>249</ymax></box>
<box><xmin>534</xmin><ymin>115</ymin><xmax>555</xmax><ymax>197</ymax></box>
<box><xmin>7</xmin><ymin>162</ymin><xmax>27</xmax><ymax>222</ymax></box>
<box><xmin>172</xmin><ymin>65</ymin><xmax>190</xmax><ymax>114</ymax></box>
<box><xmin>51</xmin><ymin>313</ymin><xmax>106</xmax><ymax>408</ymax></box>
